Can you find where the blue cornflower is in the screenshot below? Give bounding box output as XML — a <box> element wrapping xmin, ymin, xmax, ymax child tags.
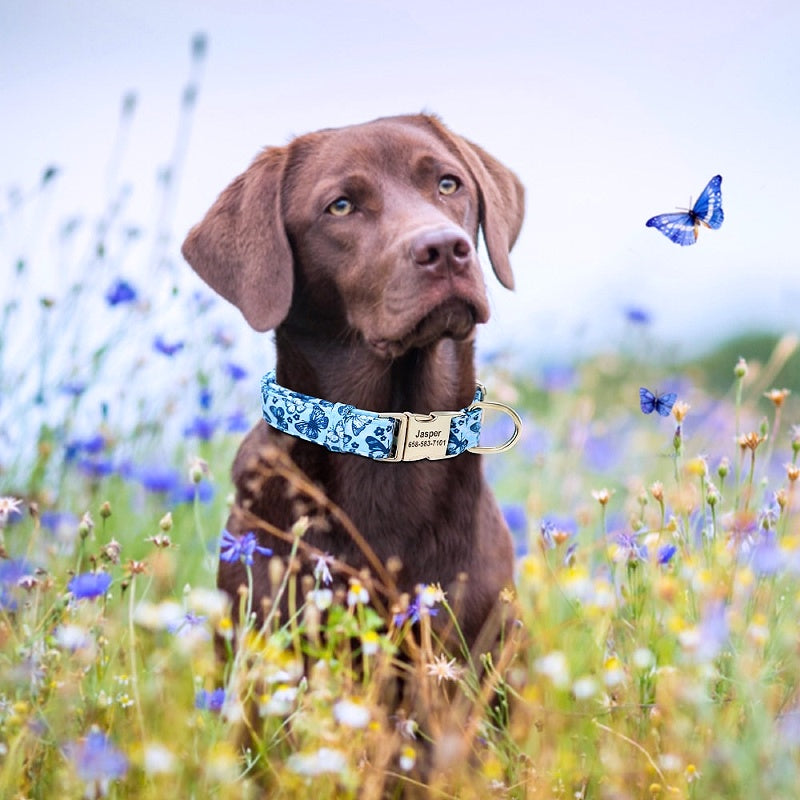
<box><xmin>751</xmin><ymin>532</ymin><xmax>783</xmax><ymax>576</ymax></box>
<box><xmin>502</xmin><ymin>504</ymin><xmax>527</xmax><ymax>537</ymax></box>
<box><xmin>0</xmin><ymin>559</ymin><xmax>35</xmax><ymax>584</ymax></box>
<box><xmin>540</xmin><ymin>516</ymin><xmax>577</xmax><ymax>549</ymax></box>
<box><xmin>77</xmin><ymin>458</ymin><xmax>115</xmax><ymax>479</ymax></box>
<box><xmin>183</xmin><ymin>416</ymin><xmax>218</xmax><ymax>441</ymax></box>
<box><xmin>68</xmin><ymin>572</ymin><xmax>112</xmax><ymax>600</ymax></box>
<box><xmin>65</xmin><ymin>434</ymin><xmax>106</xmax><ymax>461</ymax></box>
<box><xmin>199</xmin><ymin>387</ymin><xmax>213</xmax><ymax>410</ymax></box>
<box><xmin>137</xmin><ymin>466</ymin><xmax>181</xmax><ymax>494</ymax></box>
<box><xmin>167</xmin><ymin>611</ymin><xmax>207</xmax><ymax>634</ymax></box>
<box><xmin>60</xmin><ymin>380</ymin><xmax>87</xmax><ymax>397</ymax></box>
<box><xmin>153</xmin><ymin>336</ymin><xmax>185</xmax><ymax>357</ymax></box>
<box><xmin>624</xmin><ymin>306</ymin><xmax>651</xmax><ymax>325</ymax></box>
<box><xmin>195</xmin><ymin>687</ymin><xmax>225</xmax><ymax>712</ymax></box>
<box><xmin>40</xmin><ymin>510</ymin><xmax>78</xmax><ymax>534</ymax></box>
<box><xmin>393</xmin><ymin>595</ymin><xmax>439</xmax><ymax>627</ymax></box>
<box><xmin>171</xmin><ymin>481</ymin><xmax>214</xmax><ymax>505</ymax></box>
<box><xmin>104</xmin><ymin>278</ymin><xmax>138</xmax><ymax>307</ymax></box>
<box><xmin>219</xmin><ymin>529</ymin><xmax>272</xmax><ymax>566</ymax></box>
<box><xmin>226</xmin><ymin>411</ymin><xmax>251</xmax><ymax>433</ymax></box>
<box><xmin>64</xmin><ymin>728</ymin><xmax>128</xmax><ymax>791</ymax></box>
<box><xmin>612</xmin><ymin>531</ymin><xmax>648</xmax><ymax>563</ymax></box>
<box><xmin>657</xmin><ymin>543</ymin><xmax>677</xmax><ymax>565</ymax></box>
<box><xmin>759</xmin><ymin>499</ymin><xmax>781</xmax><ymax>531</ymax></box>
<box><xmin>225</xmin><ymin>362</ymin><xmax>248</xmax><ymax>381</ymax></box>
<box><xmin>0</xmin><ymin>559</ymin><xmax>37</xmax><ymax>611</ymax></box>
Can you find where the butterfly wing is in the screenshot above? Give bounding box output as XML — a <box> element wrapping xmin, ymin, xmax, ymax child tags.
<box><xmin>645</xmin><ymin>212</ymin><xmax>699</xmax><ymax>246</ymax></box>
<box><xmin>654</xmin><ymin>392</ymin><xmax>677</xmax><ymax>417</ymax></box>
<box><xmin>639</xmin><ymin>387</ymin><xmax>657</xmax><ymax>414</ymax></box>
<box><xmin>691</xmin><ymin>175</ymin><xmax>724</xmax><ymax>230</ymax></box>
<box><xmin>296</xmin><ymin>406</ymin><xmax>329</xmax><ymax>439</ymax></box>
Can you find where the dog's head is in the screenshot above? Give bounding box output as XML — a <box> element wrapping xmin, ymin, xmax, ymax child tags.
<box><xmin>182</xmin><ymin>114</ymin><xmax>524</xmax><ymax>359</ymax></box>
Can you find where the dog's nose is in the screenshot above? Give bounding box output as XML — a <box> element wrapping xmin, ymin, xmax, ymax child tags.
<box><xmin>411</xmin><ymin>228</ymin><xmax>473</xmax><ymax>277</ymax></box>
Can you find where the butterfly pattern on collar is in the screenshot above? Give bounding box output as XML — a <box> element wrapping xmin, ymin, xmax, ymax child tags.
<box><xmin>639</xmin><ymin>388</ymin><xmax>677</xmax><ymax>417</ymax></box>
<box><xmin>260</xmin><ymin>371</ymin><xmax>484</xmax><ymax>460</ymax></box>
<box><xmin>646</xmin><ymin>175</ymin><xmax>723</xmax><ymax>246</ymax></box>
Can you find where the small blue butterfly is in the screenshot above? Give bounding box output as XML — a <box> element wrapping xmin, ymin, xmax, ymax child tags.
<box><xmin>646</xmin><ymin>175</ymin><xmax>723</xmax><ymax>246</ymax></box>
<box><xmin>295</xmin><ymin>406</ymin><xmax>329</xmax><ymax>440</ymax></box>
<box><xmin>639</xmin><ymin>388</ymin><xmax>677</xmax><ymax>417</ymax></box>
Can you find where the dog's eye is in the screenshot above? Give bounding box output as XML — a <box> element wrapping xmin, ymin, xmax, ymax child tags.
<box><xmin>327</xmin><ymin>197</ymin><xmax>354</xmax><ymax>216</ymax></box>
<box><xmin>438</xmin><ymin>176</ymin><xmax>460</xmax><ymax>196</ymax></box>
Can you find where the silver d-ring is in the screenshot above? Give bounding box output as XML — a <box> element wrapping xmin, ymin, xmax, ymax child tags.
<box><xmin>467</xmin><ymin>400</ymin><xmax>522</xmax><ymax>454</ymax></box>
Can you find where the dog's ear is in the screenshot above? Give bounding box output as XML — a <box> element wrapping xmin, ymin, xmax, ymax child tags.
<box><xmin>182</xmin><ymin>147</ymin><xmax>293</xmax><ymax>331</ymax></box>
<box><xmin>421</xmin><ymin>116</ymin><xmax>525</xmax><ymax>290</ymax></box>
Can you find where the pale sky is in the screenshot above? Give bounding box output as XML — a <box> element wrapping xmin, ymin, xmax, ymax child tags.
<box><xmin>2</xmin><ymin>0</ymin><xmax>799</xmax><ymax>361</ymax></box>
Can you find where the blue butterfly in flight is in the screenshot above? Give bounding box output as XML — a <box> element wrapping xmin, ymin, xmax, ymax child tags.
<box><xmin>646</xmin><ymin>175</ymin><xmax>723</xmax><ymax>246</ymax></box>
<box><xmin>639</xmin><ymin>388</ymin><xmax>677</xmax><ymax>417</ymax></box>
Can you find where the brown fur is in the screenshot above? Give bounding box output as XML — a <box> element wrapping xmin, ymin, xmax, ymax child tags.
<box><xmin>182</xmin><ymin>114</ymin><xmax>524</xmax><ymax>649</ymax></box>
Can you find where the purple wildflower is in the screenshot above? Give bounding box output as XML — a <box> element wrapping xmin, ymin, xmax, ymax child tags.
<box><xmin>624</xmin><ymin>306</ymin><xmax>651</xmax><ymax>325</ymax></box>
<box><xmin>751</xmin><ymin>532</ymin><xmax>783</xmax><ymax>576</ymax></box>
<box><xmin>313</xmin><ymin>554</ymin><xmax>334</xmax><ymax>586</ymax></box>
<box><xmin>171</xmin><ymin>481</ymin><xmax>214</xmax><ymax>505</ymax></box>
<box><xmin>502</xmin><ymin>504</ymin><xmax>527</xmax><ymax>536</ymax></box>
<box><xmin>540</xmin><ymin>519</ymin><xmax>556</xmax><ymax>550</ymax></box>
<box><xmin>104</xmin><ymin>278</ymin><xmax>138</xmax><ymax>307</ymax></box>
<box><xmin>65</xmin><ymin>434</ymin><xmax>106</xmax><ymax>461</ymax></box>
<box><xmin>657</xmin><ymin>543</ymin><xmax>677</xmax><ymax>565</ymax></box>
<box><xmin>613</xmin><ymin>531</ymin><xmax>648</xmax><ymax>563</ymax></box>
<box><xmin>153</xmin><ymin>336</ymin><xmax>184</xmax><ymax>357</ymax></box>
<box><xmin>219</xmin><ymin>529</ymin><xmax>272</xmax><ymax>566</ymax></box>
<box><xmin>540</xmin><ymin>516</ymin><xmax>577</xmax><ymax>549</ymax></box>
<box><xmin>60</xmin><ymin>381</ymin><xmax>87</xmax><ymax>397</ymax></box>
<box><xmin>393</xmin><ymin>596</ymin><xmax>439</xmax><ymax>627</ymax></box>
<box><xmin>64</xmin><ymin>728</ymin><xmax>128</xmax><ymax>791</ymax></box>
<box><xmin>759</xmin><ymin>499</ymin><xmax>781</xmax><ymax>531</ymax></box>
<box><xmin>183</xmin><ymin>416</ymin><xmax>218</xmax><ymax>441</ymax></box>
<box><xmin>226</xmin><ymin>411</ymin><xmax>251</xmax><ymax>433</ymax></box>
<box><xmin>0</xmin><ymin>559</ymin><xmax>37</xmax><ymax>611</ymax></box>
<box><xmin>696</xmin><ymin>602</ymin><xmax>729</xmax><ymax>662</ymax></box>
<box><xmin>198</xmin><ymin>387</ymin><xmax>213</xmax><ymax>410</ymax></box>
<box><xmin>225</xmin><ymin>362</ymin><xmax>248</xmax><ymax>381</ymax></box>
<box><xmin>137</xmin><ymin>466</ymin><xmax>181</xmax><ymax>494</ymax></box>
<box><xmin>40</xmin><ymin>510</ymin><xmax>78</xmax><ymax>535</ymax></box>
<box><xmin>195</xmin><ymin>688</ymin><xmax>225</xmax><ymax>712</ymax></box>
<box><xmin>167</xmin><ymin>611</ymin><xmax>207</xmax><ymax>634</ymax></box>
<box><xmin>77</xmin><ymin>458</ymin><xmax>115</xmax><ymax>479</ymax></box>
<box><xmin>0</xmin><ymin>559</ymin><xmax>36</xmax><ymax>585</ymax></box>
<box><xmin>68</xmin><ymin>572</ymin><xmax>112</xmax><ymax>600</ymax></box>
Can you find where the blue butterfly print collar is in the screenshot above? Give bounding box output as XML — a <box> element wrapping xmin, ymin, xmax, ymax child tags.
<box><xmin>646</xmin><ymin>175</ymin><xmax>723</xmax><ymax>246</ymax></box>
<box><xmin>260</xmin><ymin>370</ymin><xmax>522</xmax><ymax>462</ymax></box>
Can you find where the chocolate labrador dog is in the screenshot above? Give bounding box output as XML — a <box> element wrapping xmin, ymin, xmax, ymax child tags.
<box><xmin>182</xmin><ymin>114</ymin><xmax>524</xmax><ymax>651</ymax></box>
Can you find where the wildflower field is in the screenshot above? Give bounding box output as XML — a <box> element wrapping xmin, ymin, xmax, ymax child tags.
<box><xmin>5</xmin><ymin>37</ymin><xmax>800</xmax><ymax>800</ymax></box>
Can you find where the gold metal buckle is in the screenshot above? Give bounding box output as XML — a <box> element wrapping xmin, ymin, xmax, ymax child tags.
<box><xmin>467</xmin><ymin>400</ymin><xmax>522</xmax><ymax>454</ymax></box>
<box><xmin>381</xmin><ymin>411</ymin><xmax>461</xmax><ymax>462</ymax></box>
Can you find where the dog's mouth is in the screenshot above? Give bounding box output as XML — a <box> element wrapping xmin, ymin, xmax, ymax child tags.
<box><xmin>369</xmin><ymin>298</ymin><xmax>480</xmax><ymax>359</ymax></box>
